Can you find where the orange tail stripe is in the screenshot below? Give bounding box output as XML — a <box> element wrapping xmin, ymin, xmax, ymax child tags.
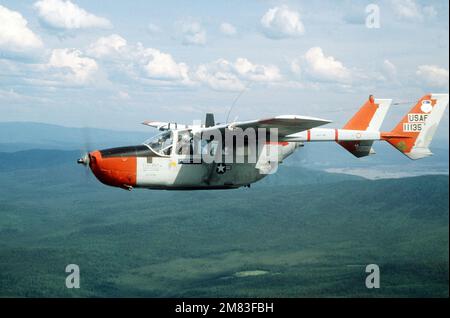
<box><xmin>387</xmin><ymin>94</ymin><xmax>436</xmax><ymax>153</ymax></box>
<box><xmin>343</xmin><ymin>97</ymin><xmax>379</xmax><ymax>130</ymax></box>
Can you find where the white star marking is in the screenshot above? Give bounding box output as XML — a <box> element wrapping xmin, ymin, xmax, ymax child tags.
<box><xmin>216</xmin><ymin>164</ymin><xmax>226</xmax><ymax>174</ymax></box>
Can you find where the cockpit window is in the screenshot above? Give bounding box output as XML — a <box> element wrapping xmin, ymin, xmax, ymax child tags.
<box><xmin>144</xmin><ymin>131</ymin><xmax>173</xmax><ymax>155</ymax></box>
<box><xmin>176</xmin><ymin>130</ymin><xmax>193</xmax><ymax>155</ymax></box>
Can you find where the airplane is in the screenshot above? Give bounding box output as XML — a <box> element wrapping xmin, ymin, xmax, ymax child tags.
<box><xmin>78</xmin><ymin>93</ymin><xmax>449</xmax><ymax>190</ymax></box>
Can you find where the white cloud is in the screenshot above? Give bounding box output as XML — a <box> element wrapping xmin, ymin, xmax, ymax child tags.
<box><xmin>382</xmin><ymin>59</ymin><xmax>397</xmax><ymax>80</ymax></box>
<box><xmin>137</xmin><ymin>45</ymin><xmax>190</xmax><ymax>81</ymax></box>
<box><xmin>391</xmin><ymin>0</ymin><xmax>437</xmax><ymax>21</ymax></box>
<box><xmin>196</xmin><ymin>64</ymin><xmax>244</xmax><ymax>91</ymax></box>
<box><xmin>48</xmin><ymin>48</ymin><xmax>98</xmax><ymax>84</ymax></box>
<box><xmin>294</xmin><ymin>47</ymin><xmax>351</xmax><ymax>83</ymax></box>
<box><xmin>86</xmin><ymin>35</ymin><xmax>192</xmax><ymax>85</ymax></box>
<box><xmin>220</xmin><ymin>23</ymin><xmax>237</xmax><ymax>36</ymax></box>
<box><xmin>416</xmin><ymin>65</ymin><xmax>449</xmax><ymax>88</ymax></box>
<box><xmin>34</xmin><ymin>0</ymin><xmax>112</xmax><ymax>30</ymax></box>
<box><xmin>261</xmin><ymin>5</ymin><xmax>304</xmax><ymax>39</ymax></box>
<box><xmin>392</xmin><ymin>0</ymin><xmax>422</xmax><ymax>19</ymax></box>
<box><xmin>87</xmin><ymin>34</ymin><xmax>127</xmax><ymax>58</ymax></box>
<box><xmin>234</xmin><ymin>58</ymin><xmax>281</xmax><ymax>82</ymax></box>
<box><xmin>0</xmin><ymin>5</ymin><xmax>43</xmax><ymax>53</ymax></box>
<box><xmin>178</xmin><ymin>21</ymin><xmax>206</xmax><ymax>46</ymax></box>
<box><xmin>195</xmin><ymin>58</ymin><xmax>281</xmax><ymax>91</ymax></box>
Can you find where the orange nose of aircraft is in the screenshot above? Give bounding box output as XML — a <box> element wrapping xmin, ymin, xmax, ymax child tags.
<box><xmin>87</xmin><ymin>149</ymin><xmax>137</xmax><ymax>190</ymax></box>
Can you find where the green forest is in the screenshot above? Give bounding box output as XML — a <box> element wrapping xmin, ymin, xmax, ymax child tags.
<box><xmin>0</xmin><ymin>149</ymin><xmax>448</xmax><ymax>297</ymax></box>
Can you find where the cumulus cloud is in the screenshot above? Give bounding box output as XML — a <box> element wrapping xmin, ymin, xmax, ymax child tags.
<box><xmin>382</xmin><ymin>59</ymin><xmax>397</xmax><ymax>80</ymax></box>
<box><xmin>391</xmin><ymin>0</ymin><xmax>437</xmax><ymax>21</ymax></box>
<box><xmin>261</xmin><ymin>5</ymin><xmax>304</xmax><ymax>39</ymax></box>
<box><xmin>0</xmin><ymin>5</ymin><xmax>43</xmax><ymax>53</ymax></box>
<box><xmin>292</xmin><ymin>47</ymin><xmax>351</xmax><ymax>83</ymax></box>
<box><xmin>34</xmin><ymin>0</ymin><xmax>112</xmax><ymax>30</ymax></box>
<box><xmin>416</xmin><ymin>65</ymin><xmax>449</xmax><ymax>88</ymax></box>
<box><xmin>48</xmin><ymin>48</ymin><xmax>98</xmax><ymax>84</ymax></box>
<box><xmin>137</xmin><ymin>45</ymin><xmax>190</xmax><ymax>81</ymax></box>
<box><xmin>234</xmin><ymin>58</ymin><xmax>281</xmax><ymax>82</ymax></box>
<box><xmin>87</xmin><ymin>34</ymin><xmax>127</xmax><ymax>58</ymax></box>
<box><xmin>195</xmin><ymin>58</ymin><xmax>281</xmax><ymax>91</ymax></box>
<box><xmin>178</xmin><ymin>21</ymin><xmax>206</xmax><ymax>46</ymax></box>
<box><xmin>392</xmin><ymin>0</ymin><xmax>422</xmax><ymax>19</ymax></box>
<box><xmin>196</xmin><ymin>64</ymin><xmax>243</xmax><ymax>91</ymax></box>
<box><xmin>88</xmin><ymin>37</ymin><xmax>282</xmax><ymax>90</ymax></box>
<box><xmin>220</xmin><ymin>23</ymin><xmax>237</xmax><ymax>36</ymax></box>
<box><xmin>86</xmin><ymin>34</ymin><xmax>192</xmax><ymax>85</ymax></box>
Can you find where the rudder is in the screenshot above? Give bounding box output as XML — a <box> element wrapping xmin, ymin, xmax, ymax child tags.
<box><xmin>382</xmin><ymin>94</ymin><xmax>449</xmax><ymax>159</ymax></box>
<box><xmin>339</xmin><ymin>95</ymin><xmax>392</xmax><ymax>157</ymax></box>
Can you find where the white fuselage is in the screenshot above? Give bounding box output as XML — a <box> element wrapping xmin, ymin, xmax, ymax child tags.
<box><xmin>87</xmin><ymin>127</ymin><xmax>382</xmax><ymax>190</ymax></box>
<box><xmin>131</xmin><ymin>128</ymin><xmax>380</xmax><ymax>189</ymax></box>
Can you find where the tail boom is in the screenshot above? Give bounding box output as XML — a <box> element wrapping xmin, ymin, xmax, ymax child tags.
<box><xmin>284</xmin><ymin>128</ymin><xmax>380</xmax><ymax>142</ymax></box>
<box><xmin>285</xmin><ymin>93</ymin><xmax>447</xmax><ymax>161</ymax></box>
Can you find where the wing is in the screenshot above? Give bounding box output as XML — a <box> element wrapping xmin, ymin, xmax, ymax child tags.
<box><xmin>143</xmin><ymin>115</ymin><xmax>331</xmax><ymax>136</ymax></box>
<box><xmin>202</xmin><ymin>115</ymin><xmax>331</xmax><ymax>137</ymax></box>
<box><xmin>142</xmin><ymin>120</ymin><xmax>191</xmax><ymax>131</ymax></box>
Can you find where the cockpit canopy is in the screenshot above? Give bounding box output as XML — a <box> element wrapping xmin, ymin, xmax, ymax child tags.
<box><xmin>144</xmin><ymin>129</ymin><xmax>218</xmax><ymax>157</ymax></box>
<box><xmin>144</xmin><ymin>130</ymin><xmax>173</xmax><ymax>155</ymax></box>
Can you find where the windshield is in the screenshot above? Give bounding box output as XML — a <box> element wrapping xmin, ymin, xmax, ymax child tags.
<box><xmin>144</xmin><ymin>131</ymin><xmax>173</xmax><ymax>155</ymax></box>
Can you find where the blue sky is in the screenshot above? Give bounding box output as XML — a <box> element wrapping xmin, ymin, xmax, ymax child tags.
<box><xmin>0</xmin><ymin>0</ymin><xmax>448</xmax><ymax>142</ymax></box>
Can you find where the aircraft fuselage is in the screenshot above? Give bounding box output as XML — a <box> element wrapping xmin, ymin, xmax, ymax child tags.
<box><xmin>88</xmin><ymin>142</ymin><xmax>298</xmax><ymax>190</ymax></box>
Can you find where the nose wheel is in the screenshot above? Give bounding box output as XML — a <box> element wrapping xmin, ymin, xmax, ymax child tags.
<box><xmin>122</xmin><ymin>184</ymin><xmax>133</xmax><ymax>191</ymax></box>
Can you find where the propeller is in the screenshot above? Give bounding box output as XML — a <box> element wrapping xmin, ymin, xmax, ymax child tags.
<box><xmin>77</xmin><ymin>126</ymin><xmax>93</xmax><ymax>177</ymax></box>
<box><xmin>77</xmin><ymin>153</ymin><xmax>90</xmax><ymax>166</ymax></box>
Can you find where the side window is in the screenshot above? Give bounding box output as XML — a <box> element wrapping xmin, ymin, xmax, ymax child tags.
<box><xmin>176</xmin><ymin>131</ymin><xmax>193</xmax><ymax>155</ymax></box>
<box><xmin>163</xmin><ymin>145</ymin><xmax>172</xmax><ymax>156</ymax></box>
<box><xmin>202</xmin><ymin>139</ymin><xmax>218</xmax><ymax>156</ymax></box>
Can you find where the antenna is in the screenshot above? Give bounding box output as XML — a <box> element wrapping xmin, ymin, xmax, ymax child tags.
<box><xmin>393</xmin><ymin>100</ymin><xmax>414</xmax><ymax>105</ymax></box>
<box><xmin>225</xmin><ymin>81</ymin><xmax>253</xmax><ymax>124</ymax></box>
